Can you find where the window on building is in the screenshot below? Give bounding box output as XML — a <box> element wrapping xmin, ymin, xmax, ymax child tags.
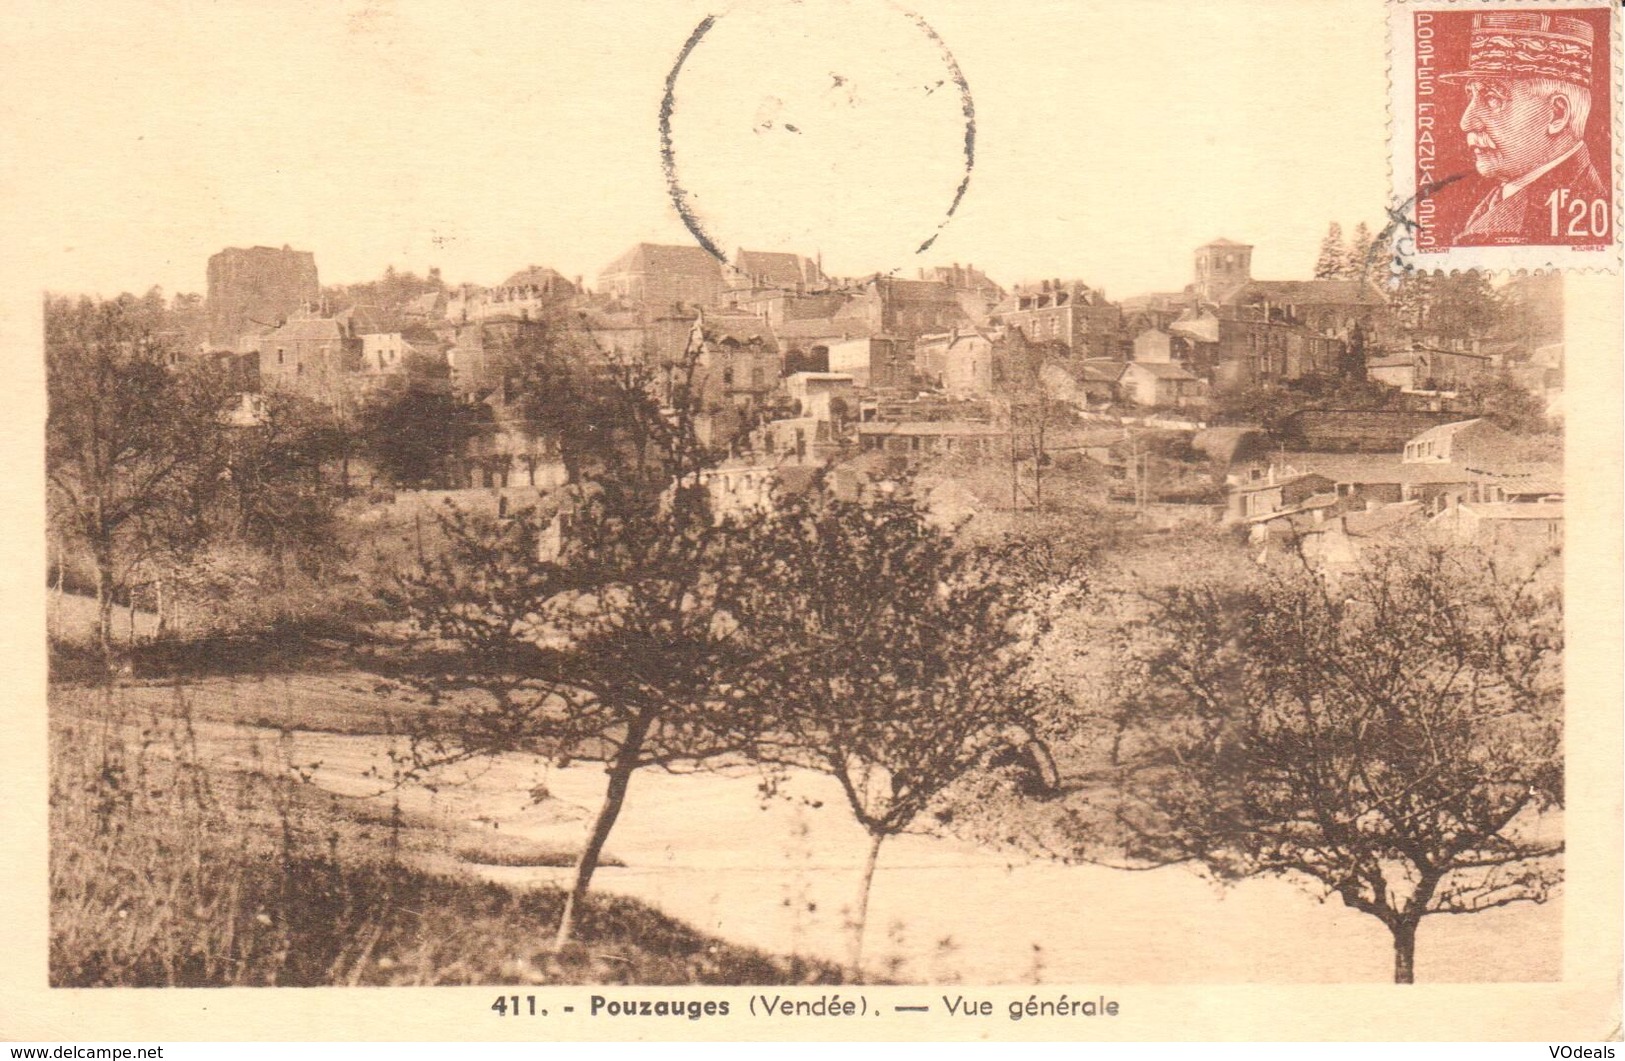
<box><xmin>277</xmin><ymin>348</ymin><xmax>285</xmax><ymax>364</ymax></box>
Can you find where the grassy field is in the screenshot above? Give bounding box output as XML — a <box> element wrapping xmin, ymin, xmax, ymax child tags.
<box><xmin>49</xmin><ymin>655</ymin><xmax>1561</xmax><ymax>985</ymax></box>
<box><xmin>48</xmin><ymin>680</ymin><xmax>843</xmax><ymax>987</ymax></box>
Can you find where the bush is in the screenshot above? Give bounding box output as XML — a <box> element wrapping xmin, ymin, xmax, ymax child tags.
<box><xmin>49</xmin><ymin>683</ymin><xmax>845</xmax><ymax>986</ymax></box>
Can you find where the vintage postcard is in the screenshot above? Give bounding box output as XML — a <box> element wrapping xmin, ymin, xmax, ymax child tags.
<box><xmin>2</xmin><ymin>0</ymin><xmax>1620</xmax><ymax>1045</ymax></box>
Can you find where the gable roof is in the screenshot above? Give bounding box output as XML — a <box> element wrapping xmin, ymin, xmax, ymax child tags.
<box><xmin>266</xmin><ymin>317</ymin><xmax>344</xmax><ymax>343</ymax></box>
<box><xmin>1342</xmin><ymin>500</ymin><xmax>1424</xmax><ymax>536</ymax></box>
<box><xmin>501</xmin><ymin>265</ymin><xmax>574</xmax><ymax>291</ymax></box>
<box><xmin>599</xmin><ymin>242</ymin><xmax>723</xmax><ymax>281</ymax></box>
<box><xmin>1407</xmin><ymin>418</ymin><xmax>1487</xmax><ymax>444</ymax></box>
<box><xmin>733</xmin><ymin>250</ymin><xmax>818</xmax><ymax>288</ymax></box>
<box><xmin>1169</xmin><ymin>308</ymin><xmax>1221</xmax><ymax>344</ymax></box>
<box><xmin>1219</xmin><ymin>279</ymin><xmax>1385</xmax><ymax>307</ymax></box>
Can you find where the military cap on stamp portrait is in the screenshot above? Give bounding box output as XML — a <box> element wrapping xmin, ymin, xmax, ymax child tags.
<box><xmin>1391</xmin><ymin>1</ymin><xmax>1621</xmax><ymax>268</ymax></box>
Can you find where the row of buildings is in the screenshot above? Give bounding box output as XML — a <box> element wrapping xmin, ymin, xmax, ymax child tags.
<box><xmin>1224</xmin><ymin>416</ymin><xmax>1561</xmax><ymax>566</ymax></box>
<box><xmin>200</xmin><ymin>233</ymin><xmax>1553</xmax><ymax>494</ymax></box>
<box><xmin>209</xmin><ymin>236</ymin><xmax>1398</xmax><ymax>412</ymax></box>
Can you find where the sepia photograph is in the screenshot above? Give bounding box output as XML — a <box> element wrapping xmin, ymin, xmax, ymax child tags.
<box><xmin>5</xmin><ymin>0</ymin><xmax>1621</xmax><ymax>1044</ymax></box>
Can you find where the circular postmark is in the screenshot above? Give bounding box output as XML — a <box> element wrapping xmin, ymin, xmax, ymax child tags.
<box><xmin>660</xmin><ymin>0</ymin><xmax>974</xmax><ymax>275</ymax></box>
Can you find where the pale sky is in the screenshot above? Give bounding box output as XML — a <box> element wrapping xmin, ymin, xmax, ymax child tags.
<box><xmin>4</xmin><ymin>0</ymin><xmax>1389</xmax><ymax>299</ymax></box>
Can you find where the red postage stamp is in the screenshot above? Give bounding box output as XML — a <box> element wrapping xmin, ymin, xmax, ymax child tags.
<box><xmin>1392</xmin><ymin>1</ymin><xmax>1621</xmax><ymax>270</ymax></box>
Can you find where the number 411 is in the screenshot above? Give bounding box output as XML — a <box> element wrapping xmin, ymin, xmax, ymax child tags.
<box><xmin>492</xmin><ymin>995</ymin><xmax>538</xmax><ymax>1016</ymax></box>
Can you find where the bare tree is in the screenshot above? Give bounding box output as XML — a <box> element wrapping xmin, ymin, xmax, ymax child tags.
<box><xmin>215</xmin><ymin>389</ymin><xmax>348</xmax><ymax>572</ymax></box>
<box><xmin>1108</xmin><ymin>543</ymin><xmax>1563</xmax><ymax>982</ymax></box>
<box><xmin>46</xmin><ymin>293</ymin><xmax>231</xmax><ymax>657</ymax></box>
<box><xmin>392</xmin><ymin>342</ymin><xmax>765</xmax><ymax>947</ymax></box>
<box><xmin>730</xmin><ymin>484</ymin><xmax>1070</xmax><ymax>978</ymax></box>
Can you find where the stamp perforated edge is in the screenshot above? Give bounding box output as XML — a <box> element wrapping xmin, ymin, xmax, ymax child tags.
<box><xmin>1386</xmin><ymin>0</ymin><xmax>1624</xmax><ymax>275</ymax></box>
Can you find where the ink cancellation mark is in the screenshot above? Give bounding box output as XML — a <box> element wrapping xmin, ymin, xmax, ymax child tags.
<box><xmin>660</xmin><ymin>0</ymin><xmax>975</xmax><ymax>273</ymax></box>
<box><xmin>1391</xmin><ymin>0</ymin><xmax>1621</xmax><ymax>272</ymax></box>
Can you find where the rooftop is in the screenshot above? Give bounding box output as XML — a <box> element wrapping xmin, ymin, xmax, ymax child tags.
<box><xmin>733</xmin><ymin>249</ymin><xmax>820</xmax><ymax>288</ymax></box>
<box><xmin>1269</xmin><ymin>452</ymin><xmax>1559</xmax><ymax>487</ymax></box>
<box><xmin>1342</xmin><ymin>500</ymin><xmax>1424</xmax><ymax>535</ymax></box>
<box><xmin>1407</xmin><ymin>418</ymin><xmax>1488</xmax><ymax>443</ymax></box>
<box><xmin>501</xmin><ymin>265</ymin><xmax>574</xmax><ymax>290</ymax></box>
<box><xmin>265</xmin><ymin>317</ymin><xmax>344</xmax><ymax>343</ymax></box>
<box><xmin>1218</xmin><ymin>279</ymin><xmax>1386</xmax><ymax>307</ymax></box>
<box><xmin>599</xmin><ymin>242</ymin><xmax>723</xmax><ymax>280</ymax></box>
<box><xmin>1452</xmin><ymin>502</ymin><xmax>1564</xmax><ymax>520</ymax></box>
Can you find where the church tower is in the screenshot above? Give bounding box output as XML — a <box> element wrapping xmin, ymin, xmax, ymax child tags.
<box><xmin>1194</xmin><ymin>239</ymin><xmax>1252</xmax><ymax>302</ymax></box>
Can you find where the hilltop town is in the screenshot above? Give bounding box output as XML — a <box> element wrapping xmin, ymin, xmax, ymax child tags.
<box><xmin>180</xmin><ymin>231</ymin><xmax>1562</xmax><ymax>558</ymax></box>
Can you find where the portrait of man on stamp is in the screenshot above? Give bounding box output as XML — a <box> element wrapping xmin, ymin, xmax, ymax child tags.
<box><xmin>1430</xmin><ymin>11</ymin><xmax>1612</xmax><ymax>247</ymax></box>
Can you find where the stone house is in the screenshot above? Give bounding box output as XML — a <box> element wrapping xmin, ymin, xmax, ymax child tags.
<box><xmin>827</xmin><ymin>336</ymin><xmax>913</xmax><ymax>390</ymax></box>
<box><xmin>1117</xmin><ymin>361</ymin><xmax>1201</xmax><ymax>408</ymax></box>
<box><xmin>997</xmin><ymin>280</ymin><xmax>1121</xmax><ymax>360</ymax></box>
<box><xmin>598</xmin><ymin>243</ymin><xmax>725</xmax><ymax>311</ymax></box>
<box><xmin>256</xmin><ymin>316</ymin><xmax>357</xmax><ymax>405</ymax></box>
<box><xmin>1401</xmin><ymin>418</ymin><xmax>1511</xmax><ymax>464</ymax></box>
<box><xmin>1430</xmin><ymin>501</ymin><xmax>1562</xmax><ymax>547</ymax></box>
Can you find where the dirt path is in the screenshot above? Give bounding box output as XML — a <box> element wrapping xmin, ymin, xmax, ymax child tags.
<box><xmin>229</xmin><ymin>724</ymin><xmax>1560</xmax><ymax>985</ymax></box>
